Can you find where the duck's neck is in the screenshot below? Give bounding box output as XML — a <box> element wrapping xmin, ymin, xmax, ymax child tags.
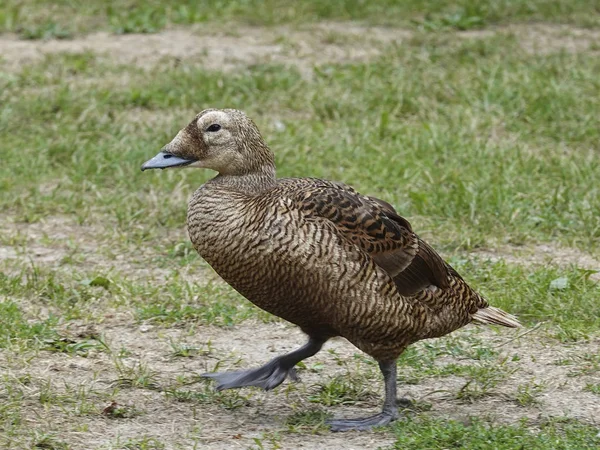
<box><xmin>209</xmin><ymin>165</ymin><xmax>277</xmax><ymax>193</ymax></box>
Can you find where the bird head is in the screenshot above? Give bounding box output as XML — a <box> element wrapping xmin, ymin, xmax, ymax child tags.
<box><xmin>141</xmin><ymin>109</ymin><xmax>274</xmax><ymax>176</ymax></box>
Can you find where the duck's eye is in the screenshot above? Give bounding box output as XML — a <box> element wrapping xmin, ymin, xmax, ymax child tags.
<box><xmin>206</xmin><ymin>124</ymin><xmax>221</xmax><ymax>132</ymax></box>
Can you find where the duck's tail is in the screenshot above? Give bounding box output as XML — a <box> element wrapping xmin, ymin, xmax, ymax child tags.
<box><xmin>472</xmin><ymin>306</ymin><xmax>521</xmax><ymax>328</ymax></box>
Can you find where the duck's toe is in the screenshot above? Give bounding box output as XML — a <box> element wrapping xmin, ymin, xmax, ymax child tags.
<box><xmin>201</xmin><ymin>360</ymin><xmax>298</xmax><ymax>391</ymax></box>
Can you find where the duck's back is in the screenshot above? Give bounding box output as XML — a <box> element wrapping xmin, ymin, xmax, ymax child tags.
<box><xmin>274</xmin><ymin>178</ymin><xmax>490</xmax><ymax>337</ymax></box>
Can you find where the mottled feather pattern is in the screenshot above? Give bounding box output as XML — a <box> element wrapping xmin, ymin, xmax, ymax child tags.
<box><xmin>187</xmin><ymin>175</ymin><xmax>507</xmax><ymax>360</ymax></box>
<box><xmin>144</xmin><ymin>108</ymin><xmax>520</xmax><ymax>431</ymax></box>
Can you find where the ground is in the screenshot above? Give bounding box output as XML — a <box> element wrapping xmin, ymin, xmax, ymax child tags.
<box><xmin>1</xmin><ymin>2</ymin><xmax>599</xmax><ymax>449</ymax></box>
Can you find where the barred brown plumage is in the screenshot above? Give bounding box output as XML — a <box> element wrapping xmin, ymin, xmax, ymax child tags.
<box><xmin>142</xmin><ymin>108</ymin><xmax>520</xmax><ymax>431</ymax></box>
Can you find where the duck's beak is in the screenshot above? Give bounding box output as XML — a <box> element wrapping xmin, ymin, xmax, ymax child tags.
<box><xmin>141</xmin><ymin>151</ymin><xmax>197</xmax><ymax>171</ymax></box>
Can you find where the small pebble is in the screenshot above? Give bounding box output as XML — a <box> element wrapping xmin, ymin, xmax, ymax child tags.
<box><xmin>273</xmin><ymin>120</ymin><xmax>286</xmax><ymax>132</ymax></box>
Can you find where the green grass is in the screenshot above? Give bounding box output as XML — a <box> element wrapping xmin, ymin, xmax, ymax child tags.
<box><xmin>0</xmin><ymin>265</ymin><xmax>273</xmax><ymax>352</ymax></box>
<box><xmin>389</xmin><ymin>417</ymin><xmax>600</xmax><ymax>449</ymax></box>
<box><xmin>164</xmin><ymin>383</ymin><xmax>253</xmax><ymax>410</ymax></box>
<box><xmin>2</xmin><ymin>37</ymin><xmax>600</xmax><ymax>249</ymax></box>
<box><xmin>515</xmin><ymin>381</ymin><xmax>546</xmax><ymax>406</ymax></box>
<box><xmin>309</xmin><ymin>373</ymin><xmax>378</xmax><ymax>406</ymax></box>
<box><xmin>120</xmin><ymin>436</ymin><xmax>165</xmax><ymax>450</ymax></box>
<box><xmin>1</xmin><ymin>260</ymin><xmax>597</xmax><ymax>351</ymax></box>
<box><xmin>1</xmin><ymin>0</ymin><xmax>599</xmax><ymax>37</ymax></box>
<box><xmin>454</xmin><ymin>260</ymin><xmax>600</xmax><ymax>337</ymax></box>
<box><xmin>1</xmin><ymin>3</ymin><xmax>599</xmax><ymax>449</ymax></box>
<box><xmin>285</xmin><ymin>409</ymin><xmax>330</xmax><ymax>433</ymax></box>
<box><xmin>0</xmin><ymin>299</ymin><xmax>59</xmax><ymax>350</ymax></box>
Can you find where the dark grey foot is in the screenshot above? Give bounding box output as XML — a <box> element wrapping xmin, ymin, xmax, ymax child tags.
<box><xmin>202</xmin><ymin>337</ymin><xmax>325</xmax><ymax>392</ymax></box>
<box><xmin>202</xmin><ymin>359</ymin><xmax>298</xmax><ymax>391</ymax></box>
<box><xmin>326</xmin><ymin>360</ymin><xmax>400</xmax><ymax>432</ymax></box>
<box><xmin>326</xmin><ymin>411</ymin><xmax>397</xmax><ymax>432</ymax></box>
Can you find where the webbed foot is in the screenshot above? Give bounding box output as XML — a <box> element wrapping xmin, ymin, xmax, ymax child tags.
<box><xmin>202</xmin><ymin>359</ymin><xmax>298</xmax><ymax>391</ymax></box>
<box><xmin>202</xmin><ymin>337</ymin><xmax>325</xmax><ymax>391</ymax></box>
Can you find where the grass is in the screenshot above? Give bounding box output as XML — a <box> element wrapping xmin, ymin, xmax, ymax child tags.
<box><xmin>309</xmin><ymin>373</ymin><xmax>378</xmax><ymax>406</ymax></box>
<box><xmin>0</xmin><ymin>299</ymin><xmax>59</xmax><ymax>350</ymax></box>
<box><xmin>1</xmin><ymin>0</ymin><xmax>599</xmax><ymax>37</ymax></box>
<box><xmin>1</xmin><ymin>2</ymin><xmax>599</xmax><ymax>449</ymax></box>
<box><xmin>515</xmin><ymin>381</ymin><xmax>546</xmax><ymax>406</ymax></box>
<box><xmin>389</xmin><ymin>416</ymin><xmax>600</xmax><ymax>449</ymax></box>
<box><xmin>2</xmin><ymin>37</ymin><xmax>600</xmax><ymax>249</ymax></box>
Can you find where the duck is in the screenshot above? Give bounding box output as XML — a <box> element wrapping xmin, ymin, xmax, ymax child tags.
<box><xmin>141</xmin><ymin>108</ymin><xmax>520</xmax><ymax>432</ymax></box>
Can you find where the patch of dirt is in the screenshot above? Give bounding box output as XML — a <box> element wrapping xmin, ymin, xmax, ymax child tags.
<box><xmin>2</xmin><ymin>321</ymin><xmax>599</xmax><ymax>450</ymax></box>
<box><xmin>471</xmin><ymin>244</ymin><xmax>600</xmax><ymax>281</ymax></box>
<box><xmin>1</xmin><ymin>23</ymin><xmax>597</xmax><ymax>76</ymax></box>
<box><xmin>0</xmin><ymin>215</ymin><xmax>204</xmax><ymax>284</ymax></box>
<box><xmin>0</xmin><ymin>216</ymin><xmax>91</xmax><ymax>264</ymax></box>
<box><xmin>460</xmin><ymin>24</ymin><xmax>600</xmax><ymax>55</ymax></box>
<box><xmin>0</xmin><ymin>24</ymin><xmax>410</xmax><ymax>76</ymax></box>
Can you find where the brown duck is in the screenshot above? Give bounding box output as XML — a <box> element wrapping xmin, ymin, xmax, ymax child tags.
<box><xmin>142</xmin><ymin>108</ymin><xmax>520</xmax><ymax>431</ymax></box>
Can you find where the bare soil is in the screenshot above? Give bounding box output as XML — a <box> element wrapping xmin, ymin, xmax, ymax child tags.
<box><xmin>2</xmin><ymin>320</ymin><xmax>599</xmax><ymax>450</ymax></box>
<box><xmin>472</xmin><ymin>244</ymin><xmax>600</xmax><ymax>282</ymax></box>
<box><xmin>0</xmin><ymin>214</ymin><xmax>197</xmax><ymax>282</ymax></box>
<box><xmin>0</xmin><ymin>23</ymin><xmax>410</xmax><ymax>76</ymax></box>
<box><xmin>460</xmin><ymin>23</ymin><xmax>600</xmax><ymax>55</ymax></box>
<box><xmin>1</xmin><ymin>215</ymin><xmax>599</xmax><ymax>448</ymax></box>
<box><xmin>1</xmin><ymin>23</ymin><xmax>598</xmax><ymax>75</ymax></box>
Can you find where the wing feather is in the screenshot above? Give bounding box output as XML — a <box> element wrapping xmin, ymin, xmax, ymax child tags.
<box><xmin>281</xmin><ymin>178</ymin><xmax>450</xmax><ymax>294</ymax></box>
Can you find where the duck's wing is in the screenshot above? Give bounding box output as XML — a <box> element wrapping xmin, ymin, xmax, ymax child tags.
<box><xmin>282</xmin><ymin>179</ymin><xmax>450</xmax><ymax>295</ymax></box>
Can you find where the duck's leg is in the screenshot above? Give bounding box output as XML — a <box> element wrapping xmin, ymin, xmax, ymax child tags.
<box><xmin>202</xmin><ymin>337</ymin><xmax>325</xmax><ymax>391</ymax></box>
<box><xmin>327</xmin><ymin>360</ymin><xmax>398</xmax><ymax>432</ymax></box>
